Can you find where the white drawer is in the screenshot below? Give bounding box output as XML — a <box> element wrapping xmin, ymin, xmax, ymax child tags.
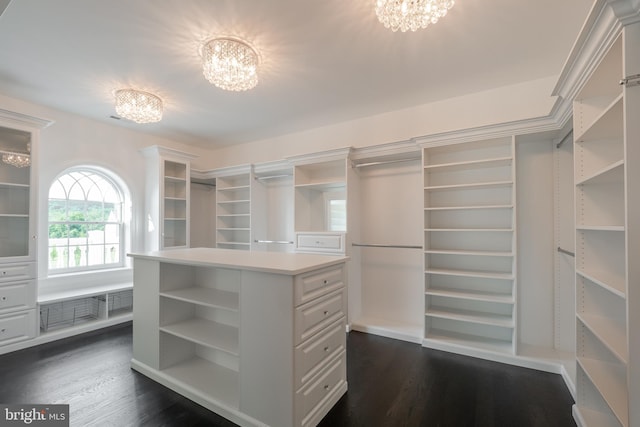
<box><xmin>296</xmin><ymin>233</ymin><xmax>345</xmax><ymax>254</ymax></box>
<box><xmin>295</xmin><ymin>288</ymin><xmax>345</xmax><ymax>345</ymax></box>
<box><xmin>0</xmin><ymin>279</ymin><xmax>36</xmax><ymax>313</ymax></box>
<box><xmin>0</xmin><ymin>262</ymin><xmax>35</xmax><ymax>283</ymax></box>
<box><xmin>296</xmin><ymin>352</ymin><xmax>346</xmax><ymax>427</ymax></box>
<box><xmin>295</xmin><ymin>318</ymin><xmax>345</xmax><ymax>390</ymax></box>
<box><xmin>294</xmin><ymin>264</ymin><xmax>345</xmax><ymax>306</ymax></box>
<box><xmin>0</xmin><ymin>309</ymin><xmax>37</xmax><ymax>346</ymax></box>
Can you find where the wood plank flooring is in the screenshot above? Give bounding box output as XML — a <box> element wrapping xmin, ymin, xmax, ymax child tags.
<box><xmin>0</xmin><ymin>323</ymin><xmax>576</xmax><ymax>427</ymax></box>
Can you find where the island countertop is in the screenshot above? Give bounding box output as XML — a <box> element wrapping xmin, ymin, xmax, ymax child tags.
<box><xmin>128</xmin><ymin>247</ymin><xmax>349</xmax><ymax>275</ymax></box>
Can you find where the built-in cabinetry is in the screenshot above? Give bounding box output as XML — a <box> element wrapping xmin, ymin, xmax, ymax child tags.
<box><xmin>422</xmin><ymin>137</ymin><xmax>518</xmax><ymax>356</ymax></box>
<box><xmin>0</xmin><ymin>121</ymin><xmax>42</xmax><ymax>353</ymax></box>
<box><xmin>290</xmin><ymin>149</ymin><xmax>353</xmax><ymax>255</ymax></box>
<box><xmin>142</xmin><ymin>145</ymin><xmax>197</xmax><ymax>251</ymax></box>
<box><xmin>214</xmin><ymin>166</ymin><xmax>252</xmax><ymax>251</ymax></box>
<box><xmin>129</xmin><ymin>248</ymin><xmax>348</xmax><ymax>427</ymax></box>
<box><xmin>571</xmin><ymin>24</ymin><xmax>639</xmax><ymax>427</ymax></box>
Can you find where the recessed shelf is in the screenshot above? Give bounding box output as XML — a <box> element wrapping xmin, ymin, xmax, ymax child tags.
<box><xmin>425</xmin><ymin>268</ymin><xmax>514</xmax><ymax>281</ymax></box>
<box><xmin>424</xmin><ymin>205</ymin><xmax>513</xmax><ymax>211</ymax></box>
<box><xmin>577</xmin><ymin>314</ymin><xmax>627</xmax><ymax>364</ymax></box>
<box><xmin>424</xmin><ymin>249</ymin><xmax>513</xmax><ymax>257</ymax></box>
<box><xmin>576</xmin><ymin>269</ymin><xmax>625</xmax><ymax>299</ymax></box>
<box><xmin>160</xmin><ymin>287</ymin><xmax>239</xmax><ymax>312</ymax></box>
<box><xmin>576</xmin><ymin>159</ymin><xmax>624</xmax><ymax>186</ymax></box>
<box><xmin>424</xmin><ymin>180</ymin><xmax>513</xmax><ymax>191</ymax></box>
<box><xmin>423</xmin><ymin>157</ymin><xmax>512</xmax><ymax>172</ymax></box>
<box><xmin>577</xmin><ymin>357</ymin><xmax>628</xmax><ymax>427</ymax></box>
<box><xmin>424</xmin><ymin>328</ymin><xmax>513</xmax><ymax>355</ymax></box>
<box><xmin>425</xmin><ymin>288</ymin><xmax>514</xmax><ymax>304</ymax></box>
<box><xmin>161</xmin><ymin>318</ymin><xmax>239</xmax><ymax>356</ymax></box>
<box><xmin>426</xmin><ymin>307</ymin><xmax>514</xmax><ymax>328</ymax></box>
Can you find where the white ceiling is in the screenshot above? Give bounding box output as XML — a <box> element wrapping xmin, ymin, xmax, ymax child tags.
<box><xmin>0</xmin><ymin>0</ymin><xmax>593</xmax><ymax>149</ymax></box>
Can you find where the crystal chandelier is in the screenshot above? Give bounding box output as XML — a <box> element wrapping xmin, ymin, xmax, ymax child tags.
<box><xmin>114</xmin><ymin>89</ymin><xmax>163</xmax><ymax>123</ymax></box>
<box><xmin>375</xmin><ymin>0</ymin><xmax>455</xmax><ymax>32</ymax></box>
<box><xmin>201</xmin><ymin>38</ymin><xmax>259</xmax><ymax>91</ymax></box>
<box><xmin>2</xmin><ymin>152</ymin><xmax>30</xmax><ymax>168</ymax></box>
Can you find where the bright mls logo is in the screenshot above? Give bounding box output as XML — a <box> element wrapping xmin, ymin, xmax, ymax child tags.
<box><xmin>0</xmin><ymin>405</ymin><xmax>68</xmax><ymax>426</ymax></box>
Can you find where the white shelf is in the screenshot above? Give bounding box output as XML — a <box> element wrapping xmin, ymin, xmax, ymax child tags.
<box><xmin>423</xmin><ymin>156</ymin><xmax>512</xmax><ymax>172</ymax></box>
<box><xmin>161</xmin><ymin>318</ymin><xmax>239</xmax><ymax>356</ymax></box>
<box><xmin>424</xmin><ymin>328</ymin><xmax>513</xmax><ymax>355</ymax></box>
<box><xmin>425</xmin><ymin>227</ymin><xmax>513</xmax><ymax>232</ymax></box>
<box><xmin>424</xmin><ymin>180</ymin><xmax>513</xmax><ymax>191</ymax></box>
<box><xmin>576</xmin><ymin>225</ymin><xmax>625</xmax><ymax>232</ymax></box>
<box><xmin>424</xmin><ymin>249</ymin><xmax>513</xmax><ymax>257</ymax></box>
<box><xmin>0</xmin><ymin>182</ymin><xmax>29</xmax><ymax>189</ymax></box>
<box><xmin>577</xmin><ymin>313</ymin><xmax>627</xmax><ymax>363</ymax></box>
<box><xmin>577</xmin><ymin>357</ymin><xmax>628</xmax><ymax>427</ymax></box>
<box><xmin>576</xmin><ymin>269</ymin><xmax>625</xmax><ymax>299</ymax></box>
<box><xmin>217</xmin><ymin>214</ymin><xmax>250</xmax><ymax>217</ymax></box>
<box><xmin>217</xmin><ymin>200</ymin><xmax>250</xmax><ymax>205</ymax></box>
<box><xmin>576</xmin><ymin>159</ymin><xmax>624</xmax><ymax>186</ymax></box>
<box><xmin>426</xmin><ymin>307</ymin><xmax>514</xmax><ymax>328</ymax></box>
<box><xmin>425</xmin><ymin>288</ymin><xmax>514</xmax><ymax>304</ymax></box>
<box><xmin>425</xmin><ymin>268</ymin><xmax>513</xmax><ymax>281</ymax></box>
<box><xmin>164</xmin><ymin>176</ymin><xmax>186</xmax><ymax>183</ymax></box>
<box><xmin>160</xmin><ymin>288</ymin><xmax>239</xmax><ymax>312</ymax></box>
<box><xmin>574</xmin><ymin>406</ymin><xmax>622</xmax><ymax>427</ymax></box>
<box><xmin>162</xmin><ymin>356</ymin><xmax>239</xmax><ymax>409</ymax></box>
<box><xmin>218</xmin><ymin>185</ymin><xmax>250</xmax><ymax>192</ymax></box>
<box><xmin>217</xmin><ymin>228</ymin><xmax>250</xmax><ymax>232</ymax></box>
<box><xmin>424</xmin><ymin>204</ymin><xmax>513</xmax><ymax>211</ymax></box>
<box><xmin>574</xmin><ymin>94</ymin><xmax>624</xmax><ymax>142</ymax></box>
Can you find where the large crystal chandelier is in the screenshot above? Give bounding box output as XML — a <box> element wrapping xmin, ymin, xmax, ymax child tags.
<box><xmin>201</xmin><ymin>38</ymin><xmax>259</xmax><ymax>91</ymax></box>
<box><xmin>375</xmin><ymin>0</ymin><xmax>455</xmax><ymax>32</ymax></box>
<box><xmin>2</xmin><ymin>152</ymin><xmax>30</xmax><ymax>168</ymax></box>
<box><xmin>114</xmin><ymin>89</ymin><xmax>163</xmax><ymax>124</ymax></box>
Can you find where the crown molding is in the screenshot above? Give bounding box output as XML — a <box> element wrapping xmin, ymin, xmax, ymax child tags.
<box><xmin>252</xmin><ymin>159</ymin><xmax>293</xmax><ymax>177</ymax></box>
<box><xmin>608</xmin><ymin>0</ymin><xmax>640</xmax><ymax>24</ymax></box>
<box><xmin>0</xmin><ymin>108</ymin><xmax>54</xmax><ymax>130</ymax></box>
<box><xmin>205</xmin><ymin>163</ymin><xmax>252</xmax><ymax>178</ymax></box>
<box><xmin>139</xmin><ymin>144</ymin><xmax>198</xmax><ymax>161</ymax></box>
<box><xmin>286</xmin><ymin>146</ymin><xmax>352</xmax><ymax>166</ymax></box>
<box><xmin>349</xmin><ymin>139</ymin><xmax>420</xmax><ymax>165</ymax></box>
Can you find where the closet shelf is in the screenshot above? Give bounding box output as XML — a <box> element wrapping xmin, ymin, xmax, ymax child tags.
<box><xmin>164</xmin><ymin>217</ymin><xmax>187</xmax><ymax>221</ymax></box>
<box><xmin>160</xmin><ymin>288</ymin><xmax>239</xmax><ymax>312</ymax></box>
<box><xmin>576</xmin><ymin>159</ymin><xmax>624</xmax><ymax>186</ymax></box>
<box><xmin>424</xmin><ymin>249</ymin><xmax>513</xmax><ymax>257</ymax></box>
<box><xmin>0</xmin><ymin>214</ymin><xmax>29</xmax><ymax>218</ymax></box>
<box><xmin>424</xmin><ymin>227</ymin><xmax>514</xmax><ymax>232</ymax></box>
<box><xmin>577</xmin><ymin>313</ymin><xmax>627</xmax><ymax>363</ymax></box>
<box><xmin>574</xmin><ymin>93</ymin><xmax>624</xmax><ymax>142</ymax></box>
<box><xmin>576</xmin><ymin>269</ymin><xmax>625</xmax><ymax>299</ymax></box>
<box><xmin>164</xmin><ymin>196</ymin><xmax>187</xmax><ymax>202</ymax></box>
<box><xmin>425</xmin><ymin>288</ymin><xmax>514</xmax><ymax>304</ymax></box>
<box><xmin>424</xmin><ymin>329</ymin><xmax>513</xmax><ymax>355</ymax></box>
<box><xmin>217</xmin><ymin>185</ymin><xmax>250</xmax><ymax>192</ymax></box>
<box><xmin>164</xmin><ymin>176</ymin><xmax>186</xmax><ymax>183</ymax></box>
<box><xmin>294</xmin><ymin>181</ymin><xmax>345</xmax><ymax>191</ymax></box>
<box><xmin>161</xmin><ymin>356</ymin><xmax>239</xmax><ymax>409</ymax></box>
<box><xmin>160</xmin><ymin>318</ymin><xmax>239</xmax><ymax>356</ymax></box>
<box><xmin>426</xmin><ymin>307</ymin><xmax>514</xmax><ymax>328</ymax></box>
<box><xmin>576</xmin><ymin>225</ymin><xmax>625</xmax><ymax>232</ymax></box>
<box><xmin>0</xmin><ymin>182</ymin><xmax>29</xmax><ymax>189</ymax></box>
<box><xmin>217</xmin><ymin>214</ymin><xmax>250</xmax><ymax>218</ymax></box>
<box><xmin>425</xmin><ymin>268</ymin><xmax>514</xmax><ymax>281</ymax></box>
<box><xmin>423</xmin><ymin>156</ymin><xmax>512</xmax><ymax>172</ymax></box>
<box><xmin>424</xmin><ymin>204</ymin><xmax>513</xmax><ymax>211</ymax></box>
<box><xmin>574</xmin><ymin>406</ymin><xmax>621</xmax><ymax>427</ymax></box>
<box><xmin>217</xmin><ymin>200</ymin><xmax>250</xmax><ymax>205</ymax></box>
<box><xmin>424</xmin><ymin>180</ymin><xmax>513</xmax><ymax>191</ymax></box>
<box><xmin>577</xmin><ymin>357</ymin><xmax>628</xmax><ymax>427</ymax></box>
<box><xmin>217</xmin><ymin>228</ymin><xmax>250</xmax><ymax>232</ymax></box>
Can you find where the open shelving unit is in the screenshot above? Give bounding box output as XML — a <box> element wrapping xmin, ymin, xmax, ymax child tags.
<box><xmin>422</xmin><ymin>136</ymin><xmax>517</xmax><ymax>357</ymax></box>
<box><xmin>215</xmin><ymin>167</ymin><xmax>252</xmax><ymax>251</ymax></box>
<box><xmin>571</xmin><ymin>28</ymin><xmax>637</xmax><ymax>427</ymax></box>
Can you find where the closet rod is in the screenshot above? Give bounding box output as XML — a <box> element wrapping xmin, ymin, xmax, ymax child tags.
<box><xmin>254</xmin><ymin>174</ymin><xmax>292</xmax><ymax>181</ymax></box>
<box><xmin>352</xmin><ymin>157</ymin><xmax>418</xmax><ymax>168</ymax></box>
<box><xmin>352</xmin><ymin>243</ymin><xmax>422</xmax><ymax>249</ymax></box>
<box><xmin>556</xmin><ymin>130</ymin><xmax>573</xmax><ymax>149</ymax></box>
<box><xmin>254</xmin><ymin>239</ymin><xmax>294</xmax><ymax>244</ymax></box>
<box><xmin>557</xmin><ymin>246</ymin><xmax>575</xmax><ymax>257</ymax></box>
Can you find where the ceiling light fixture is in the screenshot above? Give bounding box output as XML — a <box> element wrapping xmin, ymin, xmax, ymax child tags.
<box><xmin>114</xmin><ymin>89</ymin><xmax>163</xmax><ymax>124</ymax></box>
<box><xmin>201</xmin><ymin>37</ymin><xmax>259</xmax><ymax>91</ymax></box>
<box><xmin>2</xmin><ymin>152</ymin><xmax>30</xmax><ymax>168</ymax></box>
<box><xmin>375</xmin><ymin>0</ymin><xmax>455</xmax><ymax>32</ymax></box>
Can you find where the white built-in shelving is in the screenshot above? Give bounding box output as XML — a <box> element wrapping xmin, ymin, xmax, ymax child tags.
<box><xmin>215</xmin><ymin>166</ymin><xmax>252</xmax><ymax>251</ymax></box>
<box><xmin>571</xmin><ymin>24</ymin><xmax>638</xmax><ymax>427</ymax></box>
<box><xmin>422</xmin><ymin>137</ymin><xmax>517</xmax><ymax>357</ymax></box>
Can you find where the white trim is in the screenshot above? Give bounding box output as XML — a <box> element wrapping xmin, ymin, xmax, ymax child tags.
<box><xmin>0</xmin><ymin>108</ymin><xmax>53</xmax><ymax>129</ymax></box>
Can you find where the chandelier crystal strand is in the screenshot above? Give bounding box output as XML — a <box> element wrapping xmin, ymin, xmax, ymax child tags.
<box><xmin>375</xmin><ymin>0</ymin><xmax>455</xmax><ymax>32</ymax></box>
<box><xmin>202</xmin><ymin>38</ymin><xmax>259</xmax><ymax>91</ymax></box>
<box><xmin>2</xmin><ymin>153</ymin><xmax>30</xmax><ymax>168</ymax></box>
<box><xmin>114</xmin><ymin>89</ymin><xmax>163</xmax><ymax>124</ymax></box>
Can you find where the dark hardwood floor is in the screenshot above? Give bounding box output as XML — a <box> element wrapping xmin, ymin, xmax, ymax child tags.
<box><xmin>0</xmin><ymin>324</ymin><xmax>576</xmax><ymax>427</ymax></box>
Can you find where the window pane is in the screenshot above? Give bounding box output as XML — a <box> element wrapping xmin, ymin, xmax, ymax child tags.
<box><xmin>68</xmin><ymin>182</ymin><xmax>86</xmax><ymax>201</ymax></box>
<box><xmin>48</xmin><ymin>180</ymin><xmax>67</xmax><ymax>199</ymax></box>
<box><xmin>67</xmin><ymin>200</ymin><xmax>86</xmax><ymax>221</ymax></box>
<box><xmin>106</xmin><ymin>244</ymin><xmax>120</xmax><ymax>264</ymax></box>
<box><xmin>104</xmin><ymin>224</ymin><xmax>119</xmax><ymax>244</ymax></box>
<box><xmin>85</xmin><ymin>200</ymin><xmax>104</xmax><ymax>221</ymax></box>
<box><xmin>87</xmin><ymin>244</ymin><xmax>105</xmax><ymax>266</ymax></box>
<box><xmin>329</xmin><ymin>199</ymin><xmax>346</xmax><ymax>231</ymax></box>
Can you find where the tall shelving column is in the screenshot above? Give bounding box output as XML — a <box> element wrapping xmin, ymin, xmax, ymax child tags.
<box><xmin>215</xmin><ymin>165</ymin><xmax>252</xmax><ymax>251</ymax></box>
<box><xmin>422</xmin><ymin>137</ymin><xmax>517</xmax><ymax>357</ymax></box>
<box><xmin>571</xmin><ymin>25</ymin><xmax>637</xmax><ymax>427</ymax></box>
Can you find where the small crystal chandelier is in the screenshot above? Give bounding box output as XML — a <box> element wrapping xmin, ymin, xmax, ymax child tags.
<box><xmin>114</xmin><ymin>89</ymin><xmax>163</xmax><ymax>123</ymax></box>
<box><xmin>201</xmin><ymin>37</ymin><xmax>259</xmax><ymax>91</ymax></box>
<box><xmin>2</xmin><ymin>152</ymin><xmax>30</xmax><ymax>168</ymax></box>
<box><xmin>375</xmin><ymin>0</ymin><xmax>455</xmax><ymax>32</ymax></box>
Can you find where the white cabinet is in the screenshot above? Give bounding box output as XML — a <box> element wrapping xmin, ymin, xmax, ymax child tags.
<box><xmin>141</xmin><ymin>146</ymin><xmax>197</xmax><ymax>251</ymax></box>
<box><xmin>214</xmin><ymin>166</ymin><xmax>252</xmax><ymax>251</ymax></box>
<box><xmin>130</xmin><ymin>248</ymin><xmax>348</xmax><ymax>427</ymax></box>
<box><xmin>571</xmin><ymin>23</ymin><xmax>639</xmax><ymax>427</ymax></box>
<box><xmin>0</xmin><ymin>118</ymin><xmax>45</xmax><ymax>353</ymax></box>
<box><xmin>422</xmin><ymin>137</ymin><xmax>518</xmax><ymax>356</ymax></box>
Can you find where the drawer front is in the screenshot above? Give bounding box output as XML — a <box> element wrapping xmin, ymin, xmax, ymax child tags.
<box><xmin>295</xmin><ymin>288</ymin><xmax>345</xmax><ymax>344</ymax></box>
<box><xmin>294</xmin><ymin>264</ymin><xmax>345</xmax><ymax>306</ymax></box>
<box><xmin>0</xmin><ymin>309</ymin><xmax>37</xmax><ymax>346</ymax></box>
<box><xmin>296</xmin><ymin>352</ymin><xmax>346</xmax><ymax>427</ymax></box>
<box><xmin>295</xmin><ymin>318</ymin><xmax>345</xmax><ymax>390</ymax></box>
<box><xmin>0</xmin><ymin>262</ymin><xmax>35</xmax><ymax>283</ymax></box>
<box><xmin>0</xmin><ymin>280</ymin><xmax>36</xmax><ymax>313</ymax></box>
<box><xmin>296</xmin><ymin>233</ymin><xmax>344</xmax><ymax>254</ymax></box>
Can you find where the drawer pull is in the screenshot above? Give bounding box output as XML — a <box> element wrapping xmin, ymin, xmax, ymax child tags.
<box><xmin>324</xmin><ymin>384</ymin><xmax>330</xmax><ymax>391</ymax></box>
<box><xmin>323</xmin><ymin>280</ymin><xmax>328</xmax><ymax>284</ymax></box>
<box><xmin>323</xmin><ymin>310</ymin><xmax>329</xmax><ymax>316</ymax></box>
<box><xmin>0</xmin><ymin>328</ymin><xmax>5</xmax><ymax>333</ymax></box>
<box><xmin>1</xmin><ymin>296</ymin><xmax>6</xmax><ymax>301</ymax></box>
<box><xmin>324</xmin><ymin>346</ymin><xmax>330</xmax><ymax>352</ymax></box>
<box><xmin>1</xmin><ymin>271</ymin><xmax>6</xmax><ymax>275</ymax></box>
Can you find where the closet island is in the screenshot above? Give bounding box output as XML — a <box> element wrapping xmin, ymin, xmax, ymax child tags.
<box><xmin>128</xmin><ymin>247</ymin><xmax>349</xmax><ymax>427</ymax></box>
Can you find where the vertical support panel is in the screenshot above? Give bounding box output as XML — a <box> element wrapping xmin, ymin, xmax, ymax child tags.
<box><xmin>132</xmin><ymin>258</ymin><xmax>161</xmax><ymax>369</ymax></box>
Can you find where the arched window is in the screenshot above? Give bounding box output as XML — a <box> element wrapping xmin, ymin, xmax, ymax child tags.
<box><xmin>48</xmin><ymin>168</ymin><xmax>126</xmax><ymax>273</ymax></box>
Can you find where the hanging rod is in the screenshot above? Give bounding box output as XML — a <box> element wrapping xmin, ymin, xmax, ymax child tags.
<box><xmin>557</xmin><ymin>247</ymin><xmax>575</xmax><ymax>257</ymax></box>
<box><xmin>556</xmin><ymin>130</ymin><xmax>573</xmax><ymax>149</ymax></box>
<box><xmin>352</xmin><ymin>157</ymin><xmax>419</xmax><ymax>168</ymax></box>
<box><xmin>352</xmin><ymin>243</ymin><xmax>422</xmax><ymax>249</ymax></box>
<box><xmin>254</xmin><ymin>174</ymin><xmax>292</xmax><ymax>181</ymax></box>
<box><xmin>254</xmin><ymin>239</ymin><xmax>294</xmax><ymax>244</ymax></box>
